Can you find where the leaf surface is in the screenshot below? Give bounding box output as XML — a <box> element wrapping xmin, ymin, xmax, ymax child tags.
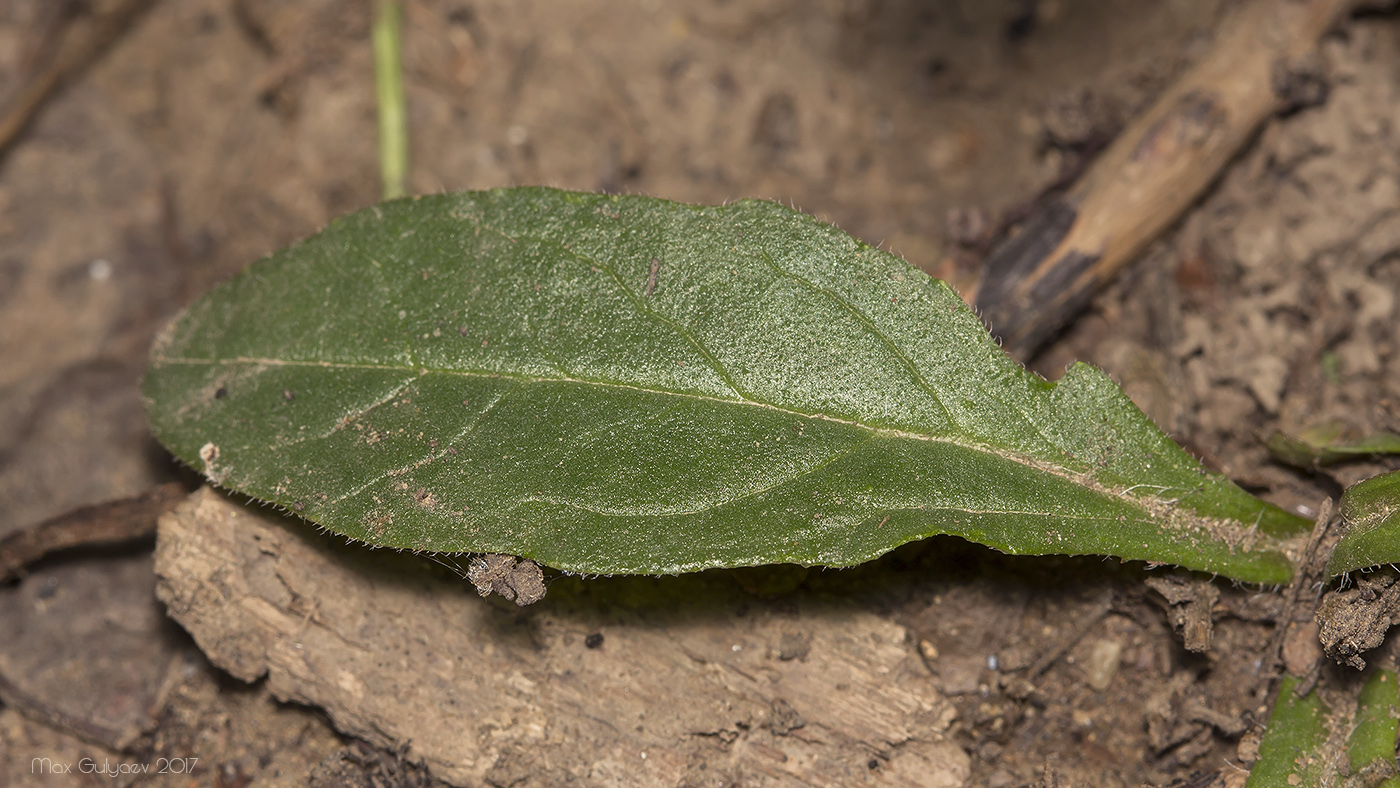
<box><xmin>1246</xmin><ymin>676</ymin><xmax>1330</xmax><ymax>788</ymax></box>
<box><xmin>143</xmin><ymin>188</ymin><xmax>1306</xmax><ymax>580</ymax></box>
<box><xmin>1266</xmin><ymin>421</ymin><xmax>1400</xmax><ymax>469</ymax></box>
<box><xmin>1329</xmin><ymin>470</ymin><xmax>1400</xmax><ymax>576</ymax></box>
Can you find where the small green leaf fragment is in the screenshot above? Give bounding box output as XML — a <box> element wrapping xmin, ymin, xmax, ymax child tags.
<box><xmin>1349</xmin><ymin>669</ymin><xmax>1400</xmax><ymax>784</ymax></box>
<box><xmin>1246</xmin><ymin>677</ymin><xmax>1330</xmax><ymax>788</ymax></box>
<box><xmin>1321</xmin><ymin>350</ymin><xmax>1343</xmax><ymax>385</ymax></box>
<box><xmin>1267</xmin><ymin>420</ymin><xmax>1400</xmax><ymax>469</ymax></box>
<box><xmin>1329</xmin><ymin>471</ymin><xmax>1400</xmax><ymax>576</ymax></box>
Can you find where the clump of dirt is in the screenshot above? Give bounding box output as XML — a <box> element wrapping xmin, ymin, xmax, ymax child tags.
<box><xmin>466</xmin><ymin>553</ymin><xmax>547</xmax><ymax>605</ymax></box>
<box><xmin>1317</xmin><ymin>570</ymin><xmax>1400</xmax><ymax>670</ymax></box>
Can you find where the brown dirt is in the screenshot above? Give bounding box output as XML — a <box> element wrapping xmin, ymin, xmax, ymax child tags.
<box><xmin>2</xmin><ymin>0</ymin><xmax>1400</xmax><ymax>786</ymax></box>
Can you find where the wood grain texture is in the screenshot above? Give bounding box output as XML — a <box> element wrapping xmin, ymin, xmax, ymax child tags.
<box><xmin>155</xmin><ymin>488</ymin><xmax>969</xmax><ymax>787</ymax></box>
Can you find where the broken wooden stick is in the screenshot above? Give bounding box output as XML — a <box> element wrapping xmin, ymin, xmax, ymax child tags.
<box><xmin>974</xmin><ymin>0</ymin><xmax>1367</xmax><ymax>358</ymax></box>
<box><xmin>0</xmin><ymin>481</ymin><xmax>191</xmax><ymax>582</ymax></box>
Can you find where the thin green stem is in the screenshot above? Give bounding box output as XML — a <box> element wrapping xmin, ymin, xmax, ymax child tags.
<box><xmin>373</xmin><ymin>0</ymin><xmax>408</xmax><ymax>200</ymax></box>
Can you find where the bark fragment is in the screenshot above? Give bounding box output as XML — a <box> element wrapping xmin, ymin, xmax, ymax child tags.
<box><xmin>154</xmin><ymin>488</ymin><xmax>969</xmax><ymax>787</ymax></box>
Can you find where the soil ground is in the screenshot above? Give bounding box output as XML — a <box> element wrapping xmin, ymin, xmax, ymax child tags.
<box><xmin>2</xmin><ymin>0</ymin><xmax>1400</xmax><ymax>786</ymax></box>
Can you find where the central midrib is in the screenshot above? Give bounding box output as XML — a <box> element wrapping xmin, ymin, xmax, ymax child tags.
<box><xmin>154</xmin><ymin>353</ymin><xmax>1107</xmax><ymax>488</ymax></box>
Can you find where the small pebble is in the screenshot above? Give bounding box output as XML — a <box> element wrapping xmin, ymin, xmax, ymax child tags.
<box><xmin>1085</xmin><ymin>638</ymin><xmax>1123</xmax><ymax>691</ymax></box>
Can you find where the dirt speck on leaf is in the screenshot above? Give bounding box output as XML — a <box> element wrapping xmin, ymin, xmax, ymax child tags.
<box><xmin>197</xmin><ymin>442</ymin><xmax>226</xmax><ymax>484</ymax></box>
<box><xmin>363</xmin><ymin>509</ymin><xmax>392</xmax><ymax>539</ymax></box>
<box><xmin>412</xmin><ymin>487</ymin><xmax>438</xmax><ymax>509</ymax></box>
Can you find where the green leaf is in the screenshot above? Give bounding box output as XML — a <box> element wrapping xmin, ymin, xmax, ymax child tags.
<box><xmin>142</xmin><ymin>187</ymin><xmax>1306</xmax><ymax>581</ymax></box>
<box><xmin>1350</xmin><ymin>669</ymin><xmax>1400</xmax><ymax>784</ymax></box>
<box><xmin>1246</xmin><ymin>671</ymin><xmax>1400</xmax><ymax>787</ymax></box>
<box><xmin>1246</xmin><ymin>677</ymin><xmax>1331</xmax><ymax>788</ymax></box>
<box><xmin>1266</xmin><ymin>420</ymin><xmax>1400</xmax><ymax>469</ymax></box>
<box><xmin>1329</xmin><ymin>471</ymin><xmax>1400</xmax><ymax>576</ymax></box>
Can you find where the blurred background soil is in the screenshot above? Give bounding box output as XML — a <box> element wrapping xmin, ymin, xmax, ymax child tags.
<box><xmin>2</xmin><ymin>0</ymin><xmax>1399</xmax><ymax>786</ymax></box>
